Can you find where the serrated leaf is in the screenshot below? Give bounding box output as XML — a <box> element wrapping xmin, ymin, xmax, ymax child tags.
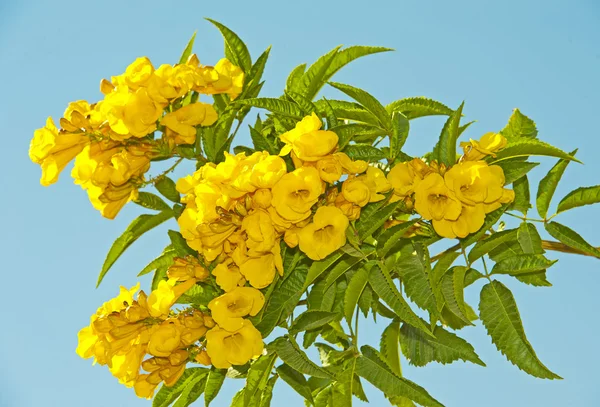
<box><xmin>386</xmin><ymin>97</ymin><xmax>453</xmax><ymax>120</ymax></box>
<box><xmin>517</xmin><ymin>222</ymin><xmax>544</xmax><ymax>255</ymax></box>
<box><xmin>176</xmin><ymin>283</ymin><xmax>219</xmax><ymax>306</ymax></box>
<box><xmin>151</xmin><ymin>265</ymin><xmax>168</xmax><ymax>291</ymax></box>
<box><xmin>431</xmin><ymin>250</ymin><xmax>461</xmax><ymax>285</ymax></box>
<box><xmin>173</xmin><ymin>373</ymin><xmax>207</xmax><ymax>407</ymax></box>
<box><xmin>236</xmin><ymin>98</ymin><xmax>304</xmax><ymax>118</ymax></box>
<box><xmin>330</xmin><ymin>123</ymin><xmax>386</xmax><ymax>149</ymax></box>
<box><xmin>432</xmin><ymin>102</ymin><xmax>464</xmax><ymax>166</ymax></box>
<box><xmin>308</xmin><ymin>278</ymin><xmax>337</xmax><ymax>312</ymax></box>
<box><xmin>396</xmin><ymin>242</ymin><xmax>440</xmax><ymax>317</ymax></box>
<box><xmin>204</xmin><ymin>369</ymin><xmax>226</xmax><ymax>407</ymax></box>
<box><xmin>304</xmin><ymin>253</ymin><xmax>343</xmax><ymax>290</ymax></box>
<box><xmin>286</xmin><ymin>90</ymin><xmax>318</xmax><ymax>114</ymax></box>
<box><xmin>247</xmin><ymin>46</ymin><xmax>271</xmax><ymax>86</ymax></box>
<box><xmin>400</xmin><ymin>321</ymin><xmax>485</xmax><ymax>367</ymax></box>
<box><xmin>356</xmin><ymin>346</ymin><xmax>444</xmax><ymax>407</ymax></box>
<box><xmin>249</xmin><ymin>125</ymin><xmax>276</xmax><ymax>154</ymax></box>
<box><xmin>356</xmin><ymin>201</ymin><xmax>400</xmax><ymax>239</ymax></box>
<box><xmin>274</xmin><ymin>337</ymin><xmax>332</xmax><ymax>379</ymax></box>
<box><xmin>155</xmin><ymin>176</ymin><xmax>181</xmax><ymax>203</ymax></box>
<box><xmin>297</xmin><ymin>47</ymin><xmax>341</xmax><ymax>99</ymax></box>
<box><xmin>500</xmin><ymin>108</ymin><xmax>538</xmax><ymax>139</ymax></box>
<box><xmin>153</xmin><ymin>368</ymin><xmax>209</xmax><ymax>407</ymax></box>
<box><xmin>368</xmin><ymin>265</ymin><xmax>433</xmax><ymax>336</ymax></box>
<box><xmin>479</xmin><ymin>281</ymin><xmax>561</xmax><ymax>379</ymax></box>
<box><xmin>134</xmin><ymin>192</ymin><xmax>172</xmax><ymax>211</ymax></box>
<box><xmin>460</xmin><ymin>204</ymin><xmax>508</xmax><ymax>247</ymax></box>
<box><xmin>556</xmin><ymin>185</ymin><xmax>600</xmax><ymax>214</ymax></box>
<box><xmin>380</xmin><ymin>319</ymin><xmax>401</xmax><ymax>375</ymax></box>
<box><xmin>491</xmin><ymin>254</ymin><xmax>557</xmax><ymax>276</ymax></box>
<box><xmin>259</xmin><ymin>375</ymin><xmax>278</xmax><ymax>407</ymax></box>
<box><xmin>376</xmin><ymin>219</ymin><xmax>419</xmax><ymax>257</ymax></box>
<box><xmin>328</xmin><ymin>82</ymin><xmax>393</xmax><ymax>131</ymax></box>
<box><xmin>344</xmin><ymin>267</ymin><xmax>370</xmax><ymax>326</ymax></box>
<box><xmin>489</xmin><ymin>138</ymin><xmax>580</xmax><ymax>164</ymax></box>
<box><xmin>286</xmin><ymin>63</ymin><xmax>307</xmax><ymax>92</ymax></box>
<box><xmin>320</xmin><ymin>97</ymin><xmax>339</xmax><ymax>129</ymax></box>
<box><xmin>138</xmin><ymin>247</ymin><xmax>176</xmax><ymax>276</ymax></box>
<box><xmin>342</xmin><ymin>143</ymin><xmax>386</xmax><ymax>162</ymax></box>
<box><xmin>536</xmin><ymin>151</ymin><xmax>577</xmax><ymax>218</ymax></box>
<box><xmin>440</xmin><ymin>267</ymin><xmax>473</xmax><ymax>325</ymax></box>
<box><xmin>324</xmin><ymin>254</ymin><xmax>365</xmax><ymax>289</ymax></box>
<box><xmin>168</xmin><ymin>230</ymin><xmax>197</xmax><ymax>257</ymax></box>
<box><xmin>509</xmin><ymin>176</ymin><xmax>531</xmax><ymax>215</ymax></box>
<box><xmin>244</xmin><ymin>353</ymin><xmax>277</xmax><ymax>406</ymax></box>
<box><xmin>390</xmin><ymin>112</ymin><xmax>409</xmax><ymax>160</ymax></box>
<box><xmin>314</xmin><ymin>99</ymin><xmax>380</xmax><ymax>126</ymax></box>
<box><xmin>98</xmin><ymin>210</ymin><xmax>173</xmax><ymax>287</ymax></box>
<box><xmin>545</xmin><ymin>221</ymin><xmax>600</xmax><ymax>258</ymax></box>
<box><xmin>178</xmin><ymin>32</ymin><xmax>197</xmax><ymax>64</ymax></box>
<box><xmin>496</xmin><ymin>161</ymin><xmax>539</xmax><ymax>185</ymax></box>
<box><xmin>206</xmin><ymin>19</ymin><xmax>251</xmax><ymax>73</ymax></box>
<box><xmin>468</xmin><ymin>228</ymin><xmax>518</xmax><ymax>263</ymax></box>
<box><xmin>290</xmin><ymin>310</ymin><xmax>339</xmax><ymax>334</ymax></box>
<box><xmin>276</xmin><ymin>364</ymin><xmax>315</xmax><ymax>405</ymax></box>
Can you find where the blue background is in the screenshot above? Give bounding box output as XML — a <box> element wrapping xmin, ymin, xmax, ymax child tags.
<box><xmin>1</xmin><ymin>0</ymin><xmax>599</xmax><ymax>406</ymax></box>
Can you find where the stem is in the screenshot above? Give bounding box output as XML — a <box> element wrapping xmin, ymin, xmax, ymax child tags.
<box><xmin>505</xmin><ymin>212</ymin><xmax>545</xmax><ymax>223</ymax></box>
<box><xmin>143</xmin><ymin>157</ymin><xmax>184</xmax><ymax>186</ymax></box>
<box><xmin>354</xmin><ymin>306</ymin><xmax>360</xmax><ymax>347</ymax></box>
<box><xmin>481</xmin><ymin>256</ymin><xmax>493</xmax><ymax>282</ymax></box>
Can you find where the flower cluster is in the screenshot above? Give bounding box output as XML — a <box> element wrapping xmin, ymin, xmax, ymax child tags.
<box><xmin>387</xmin><ymin>132</ymin><xmax>514</xmax><ymax>238</ymax></box>
<box><xmin>29</xmin><ymin>55</ymin><xmax>243</xmax><ymax>218</ymax></box>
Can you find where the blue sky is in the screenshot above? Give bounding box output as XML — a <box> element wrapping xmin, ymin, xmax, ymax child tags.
<box><xmin>1</xmin><ymin>0</ymin><xmax>600</xmax><ymax>406</ymax></box>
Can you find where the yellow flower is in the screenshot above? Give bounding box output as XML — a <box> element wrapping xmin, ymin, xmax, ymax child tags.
<box><xmin>242</xmin><ymin>209</ymin><xmax>276</xmax><ymax>253</ymax></box>
<box><xmin>205</xmin><ymin>320</ymin><xmax>264</xmax><ymax>369</ymax></box>
<box><xmin>298</xmin><ymin>206</ymin><xmax>349</xmax><ymax>260</ymax></box>
<box><xmin>148</xmin><ymin>323</ymin><xmax>183</xmax><ymax>357</ymax></box>
<box><xmin>252</xmin><ymin>188</ymin><xmax>272</xmax><ymax>209</ymax></box>
<box><xmin>460</xmin><ymin>132</ymin><xmax>507</xmax><ymax>161</ymax></box>
<box><xmin>387</xmin><ymin>158</ymin><xmax>431</xmax><ymax>202</ymax></box>
<box><xmin>316</xmin><ymin>155</ymin><xmax>343</xmax><ymax>183</ymax></box>
<box><xmin>414</xmin><ymin>173</ymin><xmax>462</xmax><ymax>222</ymax></box>
<box><xmin>249</xmin><ymin>154</ymin><xmax>287</xmax><ymax>189</ymax></box>
<box><xmin>208</xmin><ymin>287</ymin><xmax>265</xmax><ymax>331</ymax></box>
<box><xmin>279</xmin><ymin>113</ymin><xmax>339</xmax><ymax>161</ymax></box>
<box><xmin>444</xmin><ymin>161</ymin><xmax>505</xmax><ymax>206</ymax></box>
<box><xmin>342</xmin><ymin>177</ymin><xmax>371</xmax><ymax>207</ymax></box>
<box><xmin>195</xmin><ymin>350</ymin><xmax>211</xmax><ymax>365</ymax></box>
<box><xmin>122</xmin><ymin>88</ymin><xmax>163</xmax><ymax>137</ymax></box>
<box><xmin>109</xmin><ymin>344</ymin><xmax>146</xmax><ymax>387</ymax></box>
<box><xmin>29</xmin><ymin>117</ymin><xmax>88</xmax><ymax>186</ymax></box>
<box><xmin>433</xmin><ymin>203</ymin><xmax>486</xmax><ymax>239</ymax></box>
<box><xmin>167</xmin><ymin>257</ymin><xmax>209</xmax><ymax>282</ymax></box>
<box><xmin>134</xmin><ymin>375</ymin><xmax>159</xmax><ymax>399</ymax></box>
<box><xmin>359</xmin><ymin>166</ymin><xmax>392</xmax><ymax>202</ymax></box>
<box><xmin>334</xmin><ymin>152</ymin><xmax>368</xmax><ymax>174</ymax></box>
<box><xmin>199</xmin><ymin>58</ymin><xmax>245</xmax><ymax>99</ymax></box>
<box><xmin>147</xmin><ymin>279</ymin><xmax>196</xmax><ymax>318</ymax></box>
<box><xmin>122</xmin><ymin>57</ymin><xmax>155</xmax><ymax>89</ymax></box>
<box><xmin>99</xmin><ymin>283</ymin><xmax>141</xmax><ymax>314</ymax></box>
<box><xmin>271</xmin><ymin>167</ymin><xmax>323</xmax><ymax>222</ymax></box>
<box><xmin>212</xmin><ymin>262</ymin><xmax>246</xmax><ymax>292</ymax></box>
<box><xmin>161</xmin><ymin>103</ymin><xmax>218</xmax><ymax>144</ymax></box>
<box><xmin>239</xmin><ymin>252</ymin><xmax>277</xmax><ymax>289</ymax></box>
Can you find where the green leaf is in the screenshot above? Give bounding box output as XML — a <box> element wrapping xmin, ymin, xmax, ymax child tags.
<box><xmin>557</xmin><ymin>185</ymin><xmax>600</xmax><ymax>214</ymax></box>
<box><xmin>342</xmin><ymin>143</ymin><xmax>386</xmax><ymax>162</ymax></box>
<box><xmin>431</xmin><ymin>250</ymin><xmax>461</xmax><ymax>285</ymax></box>
<box><xmin>249</xmin><ymin>126</ymin><xmax>276</xmax><ymax>154</ymax></box>
<box><xmin>386</xmin><ymin>97</ymin><xmax>453</xmax><ymax>120</ymax></box>
<box><xmin>320</xmin><ymin>97</ymin><xmax>339</xmax><ymax>129</ymax></box>
<box><xmin>307</xmin><ymin>278</ymin><xmax>337</xmax><ymax>312</ymax></box>
<box><xmin>344</xmin><ymin>266</ymin><xmax>370</xmax><ymax>326</ymax></box>
<box><xmin>178</xmin><ymin>32</ymin><xmax>197</xmax><ymax>64</ymax></box>
<box><xmin>98</xmin><ymin>210</ymin><xmax>173</xmax><ymax>287</ymax></box>
<box><xmin>168</xmin><ymin>230</ymin><xmax>197</xmax><ymax>257</ymax></box>
<box><xmin>290</xmin><ymin>310</ymin><xmax>339</xmax><ymax>334</ymax></box>
<box><xmin>203</xmin><ymin>369</ymin><xmax>226</xmax><ymax>407</ymax></box>
<box><xmin>314</xmin><ymin>99</ymin><xmax>380</xmax><ymax>126</ymax></box>
<box><xmin>155</xmin><ymin>176</ymin><xmax>181</xmax><ymax>203</ymax></box>
<box><xmin>396</xmin><ymin>242</ymin><xmax>440</xmax><ymax>317</ymax></box>
<box><xmin>206</xmin><ymin>19</ymin><xmax>251</xmax><ymax>73</ymax></box>
<box><xmin>356</xmin><ymin>346</ymin><xmax>444</xmax><ymax>407</ymax></box>
<box><xmin>517</xmin><ymin>222</ymin><xmax>544</xmax><ymax>254</ymax></box>
<box><xmin>500</xmin><ymin>108</ymin><xmax>538</xmax><ymax>139</ymax></box>
<box><xmin>400</xmin><ymin>320</ymin><xmax>485</xmax><ymax>367</ymax></box>
<box><xmin>297</xmin><ymin>47</ymin><xmax>341</xmax><ymax>99</ymax></box>
<box><xmin>328</xmin><ymin>82</ymin><xmax>393</xmax><ymax>131</ymax></box>
<box><xmin>356</xmin><ymin>201</ymin><xmax>400</xmax><ymax>239</ymax></box>
<box><xmin>134</xmin><ymin>192</ymin><xmax>172</xmax><ymax>212</ymax></box>
<box><xmin>151</xmin><ymin>265</ymin><xmax>168</xmax><ymax>291</ymax></box>
<box><xmin>432</xmin><ymin>102</ymin><xmax>464</xmax><ymax>166</ymax></box>
<box><xmin>285</xmin><ymin>90</ymin><xmax>318</xmax><ymax>114</ymax></box>
<box><xmin>257</xmin><ymin>266</ymin><xmax>308</xmax><ymax>336</ymax></box>
<box><xmin>376</xmin><ymin>219</ymin><xmax>419</xmax><ymax>257</ymax></box>
<box><xmin>468</xmin><ymin>228</ymin><xmax>518</xmax><ymax>263</ymax></box>
<box><xmin>536</xmin><ymin>150</ymin><xmax>577</xmax><ymax>218</ymax></box>
<box><xmin>380</xmin><ymin>319</ymin><xmax>402</xmax><ymax>376</ymax></box>
<box><xmin>176</xmin><ymin>284</ymin><xmax>219</xmax><ymax>306</ymax></box>
<box><xmin>390</xmin><ymin>112</ymin><xmax>409</xmax><ymax>160</ymax></box>
<box><xmin>259</xmin><ymin>375</ymin><xmax>278</xmax><ymax>407</ymax></box>
<box><xmin>247</xmin><ymin>46</ymin><xmax>271</xmax><ymax>86</ymax></box>
<box><xmin>440</xmin><ymin>267</ymin><xmax>473</xmax><ymax>325</ymax></box>
<box><xmin>173</xmin><ymin>373</ymin><xmax>207</xmax><ymax>407</ymax></box>
<box><xmin>496</xmin><ymin>161</ymin><xmax>539</xmax><ymax>185</ymax></box>
<box><xmin>479</xmin><ymin>280</ymin><xmax>561</xmax><ymax>379</ymax></box>
<box><xmin>330</xmin><ymin>123</ymin><xmax>386</xmax><ymax>149</ymax></box>
<box><xmin>274</xmin><ymin>337</ymin><xmax>333</xmax><ymax>379</ymax></box>
<box><xmin>138</xmin><ymin>247</ymin><xmax>176</xmax><ymax>276</ymax></box>
<box><xmin>244</xmin><ymin>353</ymin><xmax>278</xmax><ymax>406</ymax></box>
<box><xmin>460</xmin><ymin>204</ymin><xmax>508</xmax><ymax>247</ymax></box>
<box><xmin>369</xmin><ymin>265</ymin><xmax>433</xmax><ymax>336</ymax></box>
<box><xmin>276</xmin><ymin>364</ymin><xmax>315</xmax><ymax>405</ymax></box>
<box><xmin>491</xmin><ymin>254</ymin><xmax>557</xmax><ymax>276</ymax></box>
<box><xmin>304</xmin><ymin>253</ymin><xmax>343</xmax><ymax>290</ymax></box>
<box><xmin>545</xmin><ymin>221</ymin><xmax>600</xmax><ymax>258</ymax></box>
<box><xmin>509</xmin><ymin>176</ymin><xmax>531</xmax><ymax>215</ymax></box>
<box><xmin>236</xmin><ymin>98</ymin><xmax>304</xmax><ymax>118</ymax></box>
<box><xmin>489</xmin><ymin>138</ymin><xmax>580</xmax><ymax>164</ymax></box>
<box><xmin>286</xmin><ymin>63</ymin><xmax>307</xmax><ymax>92</ymax></box>
<box><xmin>153</xmin><ymin>368</ymin><xmax>209</xmax><ymax>407</ymax></box>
